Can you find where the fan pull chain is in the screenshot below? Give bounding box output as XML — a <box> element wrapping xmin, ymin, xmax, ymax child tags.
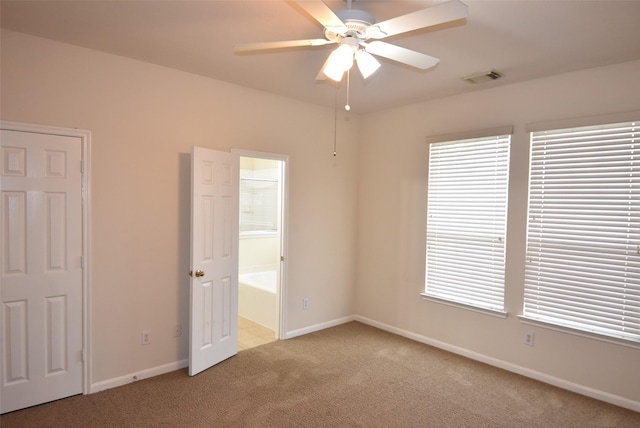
<box><xmin>345</xmin><ymin>69</ymin><xmax>351</xmax><ymax>111</ymax></box>
<box><xmin>333</xmin><ymin>86</ymin><xmax>338</xmax><ymax>157</ymax></box>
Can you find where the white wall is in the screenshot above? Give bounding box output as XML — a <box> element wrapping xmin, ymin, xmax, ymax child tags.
<box><xmin>0</xmin><ymin>30</ymin><xmax>359</xmax><ymax>385</ymax></box>
<box><xmin>356</xmin><ymin>60</ymin><xmax>640</xmax><ymax>407</ymax></box>
<box><xmin>239</xmin><ymin>236</ymin><xmax>279</xmax><ymax>273</ymax></box>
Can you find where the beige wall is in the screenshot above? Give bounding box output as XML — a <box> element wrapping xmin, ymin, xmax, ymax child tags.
<box><xmin>1</xmin><ymin>30</ymin><xmax>359</xmax><ymax>384</ymax></box>
<box><xmin>2</xmin><ymin>27</ymin><xmax>639</xmax><ymax>409</ymax></box>
<box><xmin>356</xmin><ymin>59</ymin><xmax>640</xmax><ymax>406</ymax></box>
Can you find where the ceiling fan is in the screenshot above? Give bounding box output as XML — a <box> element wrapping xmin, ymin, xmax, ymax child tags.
<box><xmin>235</xmin><ymin>0</ymin><xmax>468</xmax><ymax>82</ymax></box>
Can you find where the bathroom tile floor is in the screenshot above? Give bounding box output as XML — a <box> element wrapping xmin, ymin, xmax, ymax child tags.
<box><xmin>238</xmin><ymin>316</ymin><xmax>276</xmax><ymax>351</ymax></box>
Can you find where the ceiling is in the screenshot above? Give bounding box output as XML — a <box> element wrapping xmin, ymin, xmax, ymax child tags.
<box><xmin>2</xmin><ymin>0</ymin><xmax>640</xmax><ymax>114</ymax></box>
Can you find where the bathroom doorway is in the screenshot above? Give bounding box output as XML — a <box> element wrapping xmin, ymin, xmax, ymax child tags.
<box><xmin>233</xmin><ymin>150</ymin><xmax>288</xmax><ymax>350</ymax></box>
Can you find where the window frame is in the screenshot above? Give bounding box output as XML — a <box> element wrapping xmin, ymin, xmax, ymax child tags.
<box><xmin>239</xmin><ymin>170</ymin><xmax>281</xmax><ymax>236</ymax></box>
<box><xmin>521</xmin><ymin>118</ymin><xmax>640</xmax><ymax>346</ymax></box>
<box><xmin>422</xmin><ymin>126</ymin><xmax>513</xmax><ymax>317</ymax></box>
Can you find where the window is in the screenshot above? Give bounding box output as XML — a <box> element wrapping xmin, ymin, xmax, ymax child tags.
<box><xmin>240</xmin><ymin>159</ymin><xmax>280</xmax><ymax>234</ymax></box>
<box><xmin>240</xmin><ymin>179</ymin><xmax>278</xmax><ymax>233</ymax></box>
<box><xmin>524</xmin><ymin>120</ymin><xmax>640</xmax><ymax>344</ymax></box>
<box><xmin>424</xmin><ymin>131</ymin><xmax>511</xmax><ymax>314</ymax></box>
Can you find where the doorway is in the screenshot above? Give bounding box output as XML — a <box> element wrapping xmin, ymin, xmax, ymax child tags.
<box><xmin>233</xmin><ymin>150</ymin><xmax>288</xmax><ymax>350</ymax></box>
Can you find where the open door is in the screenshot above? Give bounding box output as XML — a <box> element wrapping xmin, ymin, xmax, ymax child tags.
<box><xmin>189</xmin><ymin>147</ymin><xmax>239</xmax><ymax>376</ymax></box>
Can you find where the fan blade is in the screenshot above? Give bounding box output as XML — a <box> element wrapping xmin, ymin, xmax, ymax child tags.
<box><xmin>235</xmin><ymin>39</ymin><xmax>335</xmax><ymax>53</ymax></box>
<box><xmin>364</xmin><ymin>41</ymin><xmax>439</xmax><ymax>70</ymax></box>
<box><xmin>295</xmin><ymin>0</ymin><xmax>348</xmax><ymax>34</ymax></box>
<box><xmin>368</xmin><ymin>0</ymin><xmax>468</xmax><ymax>39</ymax></box>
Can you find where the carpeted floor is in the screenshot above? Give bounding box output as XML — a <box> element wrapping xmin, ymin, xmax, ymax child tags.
<box><xmin>1</xmin><ymin>321</ymin><xmax>639</xmax><ymax>427</ymax></box>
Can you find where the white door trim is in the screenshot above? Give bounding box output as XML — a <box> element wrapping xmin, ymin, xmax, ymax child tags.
<box><xmin>231</xmin><ymin>148</ymin><xmax>289</xmax><ymax>340</ymax></box>
<box><xmin>0</xmin><ymin>120</ymin><xmax>91</xmax><ymax>395</ymax></box>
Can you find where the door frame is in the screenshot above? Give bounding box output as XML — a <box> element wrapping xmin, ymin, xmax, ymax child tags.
<box><xmin>232</xmin><ymin>149</ymin><xmax>288</xmax><ymax>340</ymax></box>
<box><xmin>1</xmin><ymin>120</ymin><xmax>91</xmax><ymax>396</ymax></box>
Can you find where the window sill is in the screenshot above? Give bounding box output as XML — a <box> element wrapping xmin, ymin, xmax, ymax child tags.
<box><xmin>518</xmin><ymin>316</ymin><xmax>640</xmax><ymax>350</ymax></box>
<box><xmin>420</xmin><ymin>294</ymin><xmax>508</xmax><ymax>319</ymax></box>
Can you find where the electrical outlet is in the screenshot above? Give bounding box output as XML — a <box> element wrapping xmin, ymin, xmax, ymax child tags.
<box><xmin>174</xmin><ymin>324</ymin><xmax>182</xmax><ymax>338</ymax></box>
<box><xmin>523</xmin><ymin>331</ymin><xmax>535</xmax><ymax>346</ymax></box>
<box><xmin>142</xmin><ymin>330</ymin><xmax>151</xmax><ymax>345</ymax></box>
<box><xmin>303</xmin><ymin>298</ymin><xmax>310</xmax><ymax>310</ymax></box>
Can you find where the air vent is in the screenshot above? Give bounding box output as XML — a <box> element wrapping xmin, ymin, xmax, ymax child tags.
<box><xmin>463</xmin><ymin>70</ymin><xmax>503</xmax><ymax>84</ymax></box>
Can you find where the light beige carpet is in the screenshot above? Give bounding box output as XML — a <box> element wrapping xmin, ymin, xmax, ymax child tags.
<box><xmin>2</xmin><ymin>322</ymin><xmax>639</xmax><ymax>427</ymax></box>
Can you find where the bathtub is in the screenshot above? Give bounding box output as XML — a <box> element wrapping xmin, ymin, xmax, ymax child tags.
<box><xmin>238</xmin><ymin>270</ymin><xmax>277</xmax><ymax>330</ymax></box>
<box><xmin>239</xmin><ymin>271</ymin><xmax>277</xmax><ymax>294</ymax></box>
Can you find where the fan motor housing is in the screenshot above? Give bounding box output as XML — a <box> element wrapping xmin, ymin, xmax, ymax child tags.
<box><xmin>324</xmin><ymin>9</ymin><xmax>375</xmax><ymax>41</ymax></box>
<box><xmin>336</xmin><ymin>9</ymin><xmax>374</xmax><ymax>25</ymax></box>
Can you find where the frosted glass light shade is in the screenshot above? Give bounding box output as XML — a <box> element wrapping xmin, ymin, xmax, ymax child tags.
<box><xmin>322</xmin><ymin>44</ymin><xmax>354</xmax><ymax>81</ymax></box>
<box><xmin>355</xmin><ymin>50</ymin><xmax>381</xmax><ymax>79</ymax></box>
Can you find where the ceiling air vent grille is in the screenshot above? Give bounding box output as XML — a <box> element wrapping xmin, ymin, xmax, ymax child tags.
<box><xmin>463</xmin><ymin>70</ymin><xmax>503</xmax><ymax>84</ymax></box>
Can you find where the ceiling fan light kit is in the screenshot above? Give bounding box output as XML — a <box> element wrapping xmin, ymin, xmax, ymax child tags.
<box><xmin>355</xmin><ymin>49</ymin><xmax>381</xmax><ymax>79</ymax></box>
<box><xmin>322</xmin><ymin>44</ymin><xmax>355</xmax><ymax>81</ymax></box>
<box><xmin>235</xmin><ymin>0</ymin><xmax>469</xmax><ymax>83</ymax></box>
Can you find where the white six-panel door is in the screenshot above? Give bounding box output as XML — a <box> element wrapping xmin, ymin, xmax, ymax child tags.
<box><xmin>189</xmin><ymin>147</ymin><xmax>239</xmax><ymax>376</ymax></box>
<box><xmin>1</xmin><ymin>129</ymin><xmax>84</xmax><ymax>413</ymax></box>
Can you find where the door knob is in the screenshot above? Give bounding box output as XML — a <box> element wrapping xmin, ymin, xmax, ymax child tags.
<box><xmin>189</xmin><ymin>269</ymin><xmax>205</xmax><ymax>278</ymax></box>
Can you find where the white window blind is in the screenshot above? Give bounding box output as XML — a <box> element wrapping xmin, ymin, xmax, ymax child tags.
<box><xmin>524</xmin><ymin>121</ymin><xmax>640</xmax><ymax>343</ymax></box>
<box><xmin>240</xmin><ymin>178</ymin><xmax>278</xmax><ymax>233</ymax></box>
<box><xmin>424</xmin><ymin>134</ymin><xmax>511</xmax><ymax>313</ymax></box>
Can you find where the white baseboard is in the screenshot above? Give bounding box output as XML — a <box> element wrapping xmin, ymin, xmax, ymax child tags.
<box><xmin>284</xmin><ymin>315</ymin><xmax>355</xmax><ymax>339</ymax></box>
<box><xmin>90</xmin><ymin>359</ymin><xmax>188</xmax><ymax>394</ymax></box>
<box><xmin>89</xmin><ymin>316</ymin><xmax>356</xmax><ymax>394</ymax></box>
<box><xmin>88</xmin><ymin>316</ymin><xmax>640</xmax><ymax>414</ymax></box>
<box><xmin>354</xmin><ymin>315</ymin><xmax>640</xmax><ymax>413</ymax></box>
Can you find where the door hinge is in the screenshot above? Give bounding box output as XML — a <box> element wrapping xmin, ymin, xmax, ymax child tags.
<box><xmin>280</xmin><ymin>255</ymin><xmax>285</xmax><ymax>262</ymax></box>
<box><xmin>81</xmin><ymin>349</ymin><xmax>86</xmax><ymax>362</ymax></box>
<box><xmin>81</xmin><ymin>256</ymin><xmax>85</xmax><ymax>269</ymax></box>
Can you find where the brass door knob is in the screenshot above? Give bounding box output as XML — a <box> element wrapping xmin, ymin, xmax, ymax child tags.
<box><xmin>189</xmin><ymin>269</ymin><xmax>205</xmax><ymax>278</ymax></box>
